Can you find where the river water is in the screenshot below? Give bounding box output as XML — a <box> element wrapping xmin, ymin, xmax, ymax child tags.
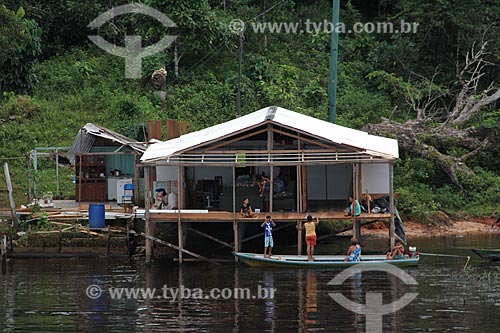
<box><xmin>1</xmin><ymin>234</ymin><xmax>500</xmax><ymax>332</ymax></box>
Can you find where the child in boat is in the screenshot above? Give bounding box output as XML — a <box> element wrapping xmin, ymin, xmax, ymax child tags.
<box><xmin>299</xmin><ymin>215</ymin><xmax>319</xmax><ymax>261</ymax></box>
<box><xmin>345</xmin><ymin>196</ymin><xmax>361</xmax><ymax>217</ymax></box>
<box><xmin>256</xmin><ymin>173</ymin><xmax>271</xmax><ymax>197</ymax></box>
<box><xmin>261</xmin><ymin>215</ymin><xmax>276</xmax><ymax>258</ymax></box>
<box><xmin>386</xmin><ymin>240</ymin><xmax>405</xmax><ymax>259</ymax></box>
<box><xmin>240</xmin><ymin>198</ymin><xmax>256</xmax><ymax>218</ymax></box>
<box><xmin>344</xmin><ymin>238</ymin><xmax>362</xmax><ymax>262</ymax></box>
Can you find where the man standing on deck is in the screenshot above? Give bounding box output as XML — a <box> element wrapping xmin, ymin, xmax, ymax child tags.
<box><xmin>261</xmin><ymin>215</ymin><xmax>276</xmax><ymax>258</ymax></box>
<box><xmin>300</xmin><ymin>215</ymin><xmax>319</xmax><ymax>261</ymax></box>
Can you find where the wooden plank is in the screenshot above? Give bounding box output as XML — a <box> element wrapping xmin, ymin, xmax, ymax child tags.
<box><xmin>4</xmin><ymin>163</ymin><xmax>19</xmax><ymax>230</ymax></box>
<box><xmin>180</xmin><ymin>121</ymin><xmax>187</xmax><ymax>135</ymax></box>
<box><xmin>167</xmin><ymin>119</ymin><xmax>179</xmax><ymax>139</ymax></box>
<box><xmin>145</xmin><ymin>166</ymin><xmax>152</xmax><ymax>263</ymax></box>
<box><xmin>141</xmin><ymin>233</ymin><xmax>221</xmax><ymax>265</ymax></box>
<box><xmin>147</xmin><ymin>120</ymin><xmax>162</xmax><ymax>141</ymax></box>
<box><xmin>148</xmin><ymin>211</ymin><xmax>392</xmax><ymax>222</ymax></box>
<box><xmin>389</xmin><ymin>161</ymin><xmax>395</xmax><ymax>248</ymax></box>
<box><xmin>178</xmin><ymin>165</ymin><xmax>184</xmax><ymax>263</ymax></box>
<box><xmin>301</xmin><ymin>164</ymin><xmax>307</xmax><ymax>212</ymax></box>
<box><xmin>232</xmin><ymin>166</ymin><xmax>238</xmax><ymax>259</ymax></box>
<box><xmin>189</xmin><ymin>227</ymin><xmax>233</xmax><ymax>249</ymax></box>
<box><xmin>203</xmin><ymin>128</ymin><xmax>268</xmax><ymax>152</ymax></box>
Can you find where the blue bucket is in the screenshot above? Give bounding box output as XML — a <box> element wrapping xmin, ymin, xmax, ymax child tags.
<box><xmin>89</xmin><ymin>204</ymin><xmax>105</xmax><ymax>229</ymax></box>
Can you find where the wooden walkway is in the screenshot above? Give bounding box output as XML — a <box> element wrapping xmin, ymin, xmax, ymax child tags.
<box><xmin>146</xmin><ymin>210</ymin><xmax>391</xmax><ymax>222</ymax></box>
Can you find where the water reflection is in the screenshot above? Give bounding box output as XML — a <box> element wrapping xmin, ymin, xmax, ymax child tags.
<box><xmin>304</xmin><ymin>270</ymin><xmax>317</xmax><ymax>329</ymax></box>
<box><xmin>2</xmin><ymin>233</ymin><xmax>500</xmax><ymax>332</ymax></box>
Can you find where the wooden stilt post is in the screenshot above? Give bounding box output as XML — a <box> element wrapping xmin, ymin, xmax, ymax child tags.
<box><xmin>142</xmin><ymin>233</ymin><xmax>221</xmax><ymax>265</ymax></box>
<box><xmin>145</xmin><ymin>166</ymin><xmax>152</xmax><ymax>263</ymax></box>
<box><xmin>297</xmin><ymin>164</ymin><xmax>302</xmax><ymax>256</ymax></box>
<box><xmin>267</xmin><ymin>124</ymin><xmax>273</xmax><ymax>212</ymax></box>
<box><xmin>352</xmin><ymin>163</ymin><xmax>360</xmax><ymax>240</ymax></box>
<box><xmin>178</xmin><ymin>165</ymin><xmax>184</xmax><ymax>264</ymax></box>
<box><xmin>389</xmin><ymin>161</ymin><xmax>395</xmax><ymax>248</ymax></box>
<box><xmin>232</xmin><ymin>166</ymin><xmax>238</xmax><ymax>259</ymax></box>
<box><xmin>1</xmin><ymin>235</ymin><xmax>6</xmax><ymax>275</ymax></box>
<box><xmin>178</xmin><ymin>213</ymin><xmax>183</xmax><ymax>264</ymax></box>
<box><xmin>4</xmin><ymin>163</ymin><xmax>20</xmax><ymax>230</ymax></box>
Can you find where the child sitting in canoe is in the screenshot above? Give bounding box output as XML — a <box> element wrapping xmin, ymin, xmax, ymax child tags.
<box><xmin>386</xmin><ymin>240</ymin><xmax>405</xmax><ymax>259</ymax></box>
<box><xmin>261</xmin><ymin>215</ymin><xmax>276</xmax><ymax>258</ymax></box>
<box><xmin>344</xmin><ymin>238</ymin><xmax>362</xmax><ymax>262</ymax></box>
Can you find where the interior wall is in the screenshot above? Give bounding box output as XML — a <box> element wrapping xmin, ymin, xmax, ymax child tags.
<box><xmin>306</xmin><ymin>164</ymin><xmax>352</xmax><ymax>200</ymax></box>
<box><xmin>361</xmin><ymin>163</ymin><xmax>390</xmax><ymax>194</ymax></box>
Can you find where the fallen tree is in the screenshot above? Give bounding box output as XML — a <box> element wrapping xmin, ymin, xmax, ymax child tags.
<box><xmin>364</xmin><ymin>41</ymin><xmax>500</xmax><ymax>190</ymax></box>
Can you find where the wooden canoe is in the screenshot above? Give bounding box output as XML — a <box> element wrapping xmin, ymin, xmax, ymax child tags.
<box><xmin>472</xmin><ymin>249</ymin><xmax>500</xmax><ymax>260</ymax></box>
<box><xmin>233</xmin><ymin>252</ymin><xmax>419</xmax><ymax>268</ymax></box>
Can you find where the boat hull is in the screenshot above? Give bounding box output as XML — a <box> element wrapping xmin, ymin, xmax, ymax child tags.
<box><xmin>473</xmin><ymin>249</ymin><xmax>500</xmax><ymax>260</ymax></box>
<box><xmin>233</xmin><ymin>252</ymin><xmax>419</xmax><ymax>268</ymax></box>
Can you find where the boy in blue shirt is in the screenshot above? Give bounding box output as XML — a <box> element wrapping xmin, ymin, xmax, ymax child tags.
<box><xmin>261</xmin><ymin>215</ymin><xmax>276</xmax><ymax>258</ymax></box>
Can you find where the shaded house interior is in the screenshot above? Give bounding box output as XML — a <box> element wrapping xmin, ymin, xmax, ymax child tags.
<box><xmin>146</xmin><ymin>107</ymin><xmax>396</xmax><ymax>215</ymax></box>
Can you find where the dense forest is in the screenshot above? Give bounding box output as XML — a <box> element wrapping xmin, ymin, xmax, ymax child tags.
<box><xmin>1</xmin><ymin>0</ymin><xmax>499</xmax><ymax>223</ymax></box>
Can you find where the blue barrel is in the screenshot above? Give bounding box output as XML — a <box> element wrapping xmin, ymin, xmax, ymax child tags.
<box><xmin>89</xmin><ymin>204</ymin><xmax>105</xmax><ymax>229</ymax></box>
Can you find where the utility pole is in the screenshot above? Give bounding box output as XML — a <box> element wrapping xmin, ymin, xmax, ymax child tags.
<box><xmin>237</xmin><ymin>30</ymin><xmax>244</xmax><ymax>118</ymax></box>
<box><xmin>328</xmin><ymin>0</ymin><xmax>340</xmax><ymax>123</ymax></box>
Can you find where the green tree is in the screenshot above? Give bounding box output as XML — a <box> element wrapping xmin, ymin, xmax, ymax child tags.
<box><xmin>0</xmin><ymin>6</ymin><xmax>41</xmax><ymax>94</ymax></box>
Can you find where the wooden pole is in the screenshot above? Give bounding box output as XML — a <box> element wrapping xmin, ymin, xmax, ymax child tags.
<box><xmin>233</xmin><ymin>166</ymin><xmax>239</xmax><ymax>258</ymax></box>
<box><xmin>133</xmin><ymin>154</ymin><xmax>140</xmax><ymax>205</ymax></box>
<box><xmin>389</xmin><ymin>161</ymin><xmax>395</xmax><ymax>248</ymax></box>
<box><xmin>178</xmin><ymin>165</ymin><xmax>183</xmax><ymax>264</ymax></box>
<box><xmin>1</xmin><ymin>235</ymin><xmax>6</xmax><ymax>275</ymax></box>
<box><xmin>267</xmin><ymin>124</ymin><xmax>273</xmax><ymax>212</ymax></box>
<box><xmin>55</xmin><ymin>148</ymin><xmax>60</xmax><ymax>197</ymax></box>
<box><xmin>189</xmin><ymin>227</ymin><xmax>233</xmax><ymax>249</ymax></box>
<box><xmin>352</xmin><ymin>163</ymin><xmax>360</xmax><ymax>240</ymax></box>
<box><xmin>297</xmin><ymin>164</ymin><xmax>302</xmax><ymax>256</ymax></box>
<box><xmin>141</xmin><ymin>233</ymin><xmax>221</xmax><ymax>265</ymax></box>
<box><xmin>4</xmin><ymin>163</ymin><xmax>20</xmax><ymax>230</ymax></box>
<box><xmin>145</xmin><ymin>166</ymin><xmax>152</xmax><ymax>263</ymax></box>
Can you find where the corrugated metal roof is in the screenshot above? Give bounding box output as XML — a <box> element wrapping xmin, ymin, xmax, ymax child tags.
<box><xmin>69</xmin><ymin>123</ymin><xmax>146</xmax><ymax>162</ymax></box>
<box><xmin>141</xmin><ymin>106</ymin><xmax>398</xmax><ymax>163</ymax></box>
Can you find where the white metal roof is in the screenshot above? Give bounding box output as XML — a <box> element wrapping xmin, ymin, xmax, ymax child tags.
<box><xmin>140</xmin><ymin>106</ymin><xmax>398</xmax><ymax>163</ymax></box>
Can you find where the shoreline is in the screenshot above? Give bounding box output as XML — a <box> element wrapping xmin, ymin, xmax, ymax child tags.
<box><xmin>343</xmin><ymin>217</ymin><xmax>500</xmax><ymax>239</ymax></box>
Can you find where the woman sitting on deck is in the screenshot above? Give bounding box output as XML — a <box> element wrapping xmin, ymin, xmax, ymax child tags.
<box><xmin>344</xmin><ymin>238</ymin><xmax>362</xmax><ymax>262</ymax></box>
<box><xmin>345</xmin><ymin>196</ymin><xmax>361</xmax><ymax>217</ymax></box>
<box><xmin>240</xmin><ymin>198</ymin><xmax>256</xmax><ymax>218</ymax></box>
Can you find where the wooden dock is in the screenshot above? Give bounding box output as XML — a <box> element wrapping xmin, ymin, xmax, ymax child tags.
<box><xmin>144</xmin><ymin>210</ymin><xmax>391</xmax><ymax>222</ymax></box>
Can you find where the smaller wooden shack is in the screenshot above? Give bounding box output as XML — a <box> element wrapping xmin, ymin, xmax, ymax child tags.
<box><xmin>70</xmin><ymin>123</ymin><xmax>146</xmax><ymax>203</ymax></box>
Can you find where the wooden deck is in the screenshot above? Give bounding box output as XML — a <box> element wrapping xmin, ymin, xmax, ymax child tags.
<box><xmin>145</xmin><ymin>210</ymin><xmax>391</xmax><ymax>222</ymax></box>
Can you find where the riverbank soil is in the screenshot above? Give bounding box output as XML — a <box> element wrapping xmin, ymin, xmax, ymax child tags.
<box><xmin>350</xmin><ymin>217</ymin><xmax>500</xmax><ymax>238</ymax></box>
